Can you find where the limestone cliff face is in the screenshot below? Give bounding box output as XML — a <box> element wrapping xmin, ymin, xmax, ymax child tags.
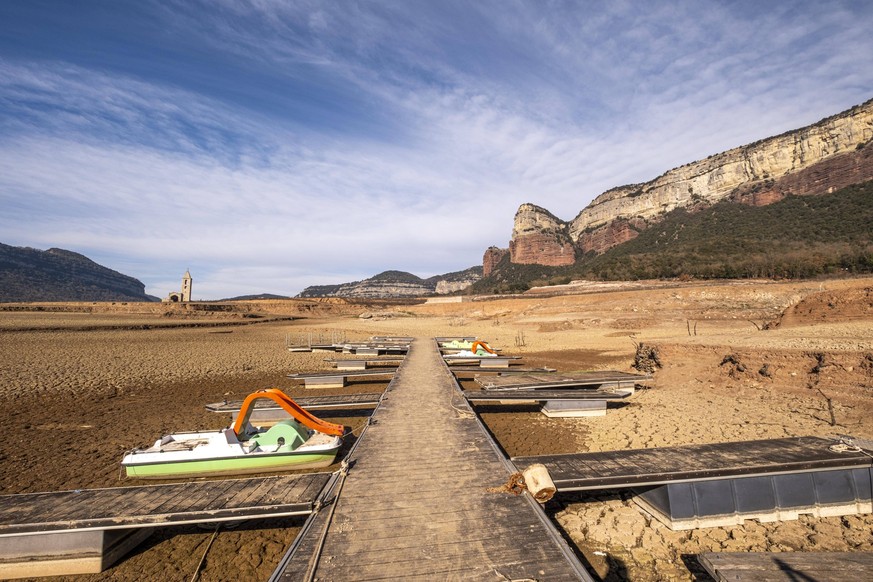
<box><xmin>430</xmin><ymin>266</ymin><xmax>482</xmax><ymax>295</ymax></box>
<box><xmin>509</xmin><ymin>204</ymin><xmax>576</xmax><ymax>266</ymax></box>
<box><xmin>568</xmin><ymin>99</ymin><xmax>873</xmax><ymax>244</ymax></box>
<box><xmin>434</xmin><ymin>277</ymin><xmax>476</xmax><ymax>294</ymax></box>
<box><xmin>484</xmin><ymin>98</ymin><xmax>873</xmax><ymax>270</ymax></box>
<box><xmin>729</xmin><ymin>144</ymin><xmax>873</xmax><ymax>205</ymax></box>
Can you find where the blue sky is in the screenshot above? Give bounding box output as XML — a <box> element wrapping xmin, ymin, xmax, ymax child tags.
<box><xmin>1</xmin><ymin>1</ymin><xmax>871</xmax><ymax>299</ymax></box>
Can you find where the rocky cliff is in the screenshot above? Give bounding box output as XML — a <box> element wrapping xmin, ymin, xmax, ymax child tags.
<box><xmin>508</xmin><ymin>204</ymin><xmax>576</xmax><ymax>266</ymax></box>
<box><xmin>482</xmin><ymin>246</ymin><xmax>509</xmax><ymax>276</ymax></box>
<box><xmin>498</xmin><ymin>98</ymin><xmax>873</xmax><ymax>266</ymax></box>
<box><xmin>0</xmin><ymin>243</ymin><xmax>156</xmax><ymax>302</ymax></box>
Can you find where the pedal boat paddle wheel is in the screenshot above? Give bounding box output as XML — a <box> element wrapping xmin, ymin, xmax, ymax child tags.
<box><xmin>121</xmin><ymin>389</ymin><xmax>345</xmax><ymax>479</ymax></box>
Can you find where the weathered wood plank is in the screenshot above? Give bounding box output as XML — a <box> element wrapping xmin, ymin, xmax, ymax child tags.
<box><xmin>6</xmin><ymin>490</ymin><xmax>104</xmax><ymax>523</ymax></box>
<box><xmin>228</xmin><ymin>478</ymin><xmax>288</xmax><ymax>509</ymax></box>
<box><xmin>201</xmin><ymin>479</ymin><xmax>253</xmax><ymax>511</ymax></box>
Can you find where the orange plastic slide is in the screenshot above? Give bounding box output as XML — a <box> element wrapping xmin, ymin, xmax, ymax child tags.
<box><xmin>470</xmin><ymin>341</ymin><xmax>497</xmax><ymax>355</ymax></box>
<box><xmin>232</xmin><ymin>388</ymin><xmax>346</xmax><ymax>437</ymax></box>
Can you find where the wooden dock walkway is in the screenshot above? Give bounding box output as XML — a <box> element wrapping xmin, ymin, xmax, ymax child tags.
<box><xmin>206</xmin><ymin>393</ymin><xmax>384</xmax><ymax>424</ymax></box>
<box><xmin>512</xmin><ymin>437</ymin><xmax>873</xmax><ymax>491</ymax></box>
<box><xmin>515</xmin><ymin>437</ymin><xmax>873</xmax><ymax>530</ymax></box>
<box><xmin>325</xmin><ymin>357</ymin><xmax>404</xmax><ymax>370</ymax></box>
<box><xmin>0</xmin><ymin>474</ymin><xmax>331</xmax><ymax>535</ymax></box>
<box><xmin>287</xmin><ymin>368</ymin><xmax>396</xmax><ymax>389</ymax></box>
<box><xmin>0</xmin><ymin>474</ymin><xmax>332</xmax><ymax>577</ymax></box>
<box><xmin>271</xmin><ymin>338</ymin><xmax>590</xmax><ymax>580</ymax></box>
<box><xmin>476</xmin><ymin>370</ymin><xmax>649</xmax><ymax>391</ymax></box>
<box><xmin>465</xmin><ymin>388</ymin><xmax>633</xmax><ymax>401</ymax></box>
<box><xmin>207</xmin><ymin>392</ymin><xmax>383</xmax><ymax>414</ymax></box>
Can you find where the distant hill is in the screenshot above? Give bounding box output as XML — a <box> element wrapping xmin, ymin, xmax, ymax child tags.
<box><xmin>221</xmin><ymin>293</ymin><xmax>292</xmax><ymax>301</ymax></box>
<box><xmin>0</xmin><ymin>244</ymin><xmax>157</xmax><ymax>302</ymax></box>
<box><xmin>471</xmin><ymin>181</ymin><xmax>873</xmax><ymax>293</ymax></box>
<box><xmin>298</xmin><ymin>267</ymin><xmax>482</xmax><ymax>298</ymax></box>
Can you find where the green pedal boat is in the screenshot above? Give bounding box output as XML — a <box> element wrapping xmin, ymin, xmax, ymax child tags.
<box><xmin>122</xmin><ymin>388</ymin><xmax>345</xmax><ymax>479</ymax></box>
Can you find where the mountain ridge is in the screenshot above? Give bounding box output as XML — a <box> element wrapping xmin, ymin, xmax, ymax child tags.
<box><xmin>297</xmin><ymin>266</ymin><xmax>483</xmax><ymax>298</ymax></box>
<box><xmin>0</xmin><ymin>243</ymin><xmax>158</xmax><ymax>302</ymax></box>
<box><xmin>491</xmin><ymin>97</ymin><xmax>873</xmax><ymax>269</ymax></box>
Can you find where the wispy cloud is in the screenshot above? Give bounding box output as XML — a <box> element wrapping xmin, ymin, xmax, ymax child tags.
<box><xmin>1</xmin><ymin>1</ymin><xmax>871</xmax><ymax>297</ymax></box>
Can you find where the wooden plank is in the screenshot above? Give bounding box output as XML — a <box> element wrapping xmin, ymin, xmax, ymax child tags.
<box><xmin>149</xmin><ymin>479</ymin><xmax>234</xmax><ymax>517</ymax></box>
<box><xmin>7</xmin><ymin>490</ymin><xmax>105</xmax><ymax>524</ymax></box>
<box><xmin>513</xmin><ymin>437</ymin><xmax>873</xmax><ymax>491</ymax></box>
<box><xmin>201</xmin><ymin>479</ymin><xmax>255</xmax><ymax>511</ymax></box>
<box><xmin>297</xmin><ymin>473</ymin><xmax>334</xmax><ymax>504</ymax></box>
<box><xmin>247</xmin><ymin>476</ymin><xmax>318</xmax><ymax>508</ymax></box>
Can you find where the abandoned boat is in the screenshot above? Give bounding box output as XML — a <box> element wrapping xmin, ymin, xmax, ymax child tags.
<box><xmin>440</xmin><ymin>340</ymin><xmax>497</xmax><ymax>358</ymax></box>
<box><xmin>444</xmin><ymin>340</ymin><xmax>498</xmax><ymax>357</ymax></box>
<box><xmin>440</xmin><ymin>339</ymin><xmax>476</xmax><ymax>349</ymax></box>
<box><xmin>121</xmin><ymin>389</ymin><xmax>345</xmax><ymax>479</ymax></box>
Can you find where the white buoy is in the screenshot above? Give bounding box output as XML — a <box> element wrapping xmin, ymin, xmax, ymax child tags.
<box><xmin>522</xmin><ymin>463</ymin><xmax>556</xmax><ymax>503</ymax></box>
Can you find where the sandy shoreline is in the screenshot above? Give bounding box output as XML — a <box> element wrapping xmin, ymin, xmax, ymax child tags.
<box><xmin>1</xmin><ymin>276</ymin><xmax>871</xmax><ymax>580</ymax></box>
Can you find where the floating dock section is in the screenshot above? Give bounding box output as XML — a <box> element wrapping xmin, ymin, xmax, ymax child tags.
<box><xmin>476</xmin><ymin>370</ymin><xmax>648</xmax><ymax>392</ymax></box>
<box><xmin>206</xmin><ymin>393</ymin><xmax>384</xmax><ymax>424</ymax></box>
<box><xmin>445</xmin><ymin>355</ymin><xmax>520</xmax><ymax>369</ymax></box>
<box><xmin>271</xmin><ymin>339</ymin><xmax>591</xmax><ymax>580</ymax></box>
<box><xmin>325</xmin><ymin>357</ymin><xmax>404</xmax><ymax>370</ymax></box>
<box><xmin>465</xmin><ymin>388</ymin><xmax>634</xmax><ymax>417</ymax></box>
<box><xmin>514</xmin><ymin>437</ymin><xmax>873</xmax><ymax>530</ymax></box>
<box><xmin>287</xmin><ymin>368</ymin><xmax>396</xmax><ymax>389</ymax></box>
<box><xmin>0</xmin><ymin>474</ymin><xmax>330</xmax><ymax>578</ymax></box>
<box><xmin>469</xmin><ymin>371</ymin><xmax>646</xmax><ymax>417</ymax></box>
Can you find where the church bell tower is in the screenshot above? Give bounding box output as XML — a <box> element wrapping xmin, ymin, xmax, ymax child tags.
<box><xmin>181</xmin><ymin>270</ymin><xmax>193</xmax><ymax>302</ymax></box>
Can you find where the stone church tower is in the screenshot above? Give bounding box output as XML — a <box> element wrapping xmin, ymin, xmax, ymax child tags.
<box><xmin>164</xmin><ymin>271</ymin><xmax>193</xmax><ymax>302</ymax></box>
<box><xmin>181</xmin><ymin>270</ymin><xmax>192</xmax><ymax>302</ymax></box>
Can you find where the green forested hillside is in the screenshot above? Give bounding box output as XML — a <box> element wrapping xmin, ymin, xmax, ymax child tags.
<box><xmin>473</xmin><ymin>181</ymin><xmax>873</xmax><ymax>293</ymax></box>
<box><xmin>0</xmin><ymin>244</ymin><xmax>156</xmax><ymax>302</ymax></box>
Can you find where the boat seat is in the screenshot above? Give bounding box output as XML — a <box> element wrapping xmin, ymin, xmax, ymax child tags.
<box><xmin>249</xmin><ymin>420</ymin><xmax>307</xmax><ymax>452</ymax></box>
